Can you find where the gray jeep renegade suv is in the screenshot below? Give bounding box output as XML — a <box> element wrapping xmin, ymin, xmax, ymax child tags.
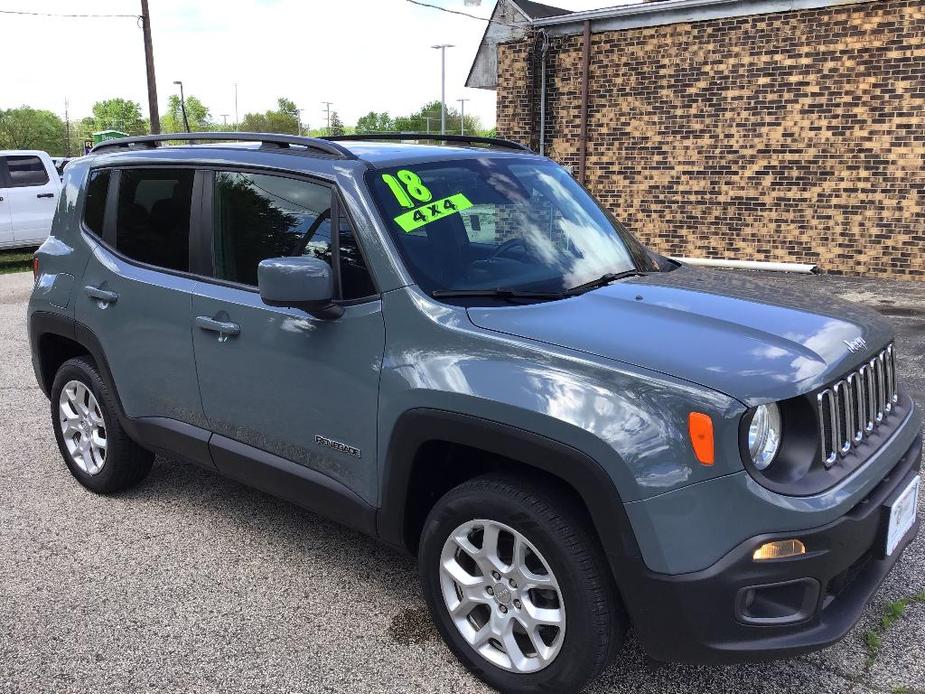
<box><xmin>28</xmin><ymin>132</ymin><xmax>922</xmax><ymax>693</ymax></box>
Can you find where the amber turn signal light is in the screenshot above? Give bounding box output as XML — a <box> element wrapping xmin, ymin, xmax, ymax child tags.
<box><xmin>688</xmin><ymin>412</ymin><xmax>714</xmax><ymax>465</ymax></box>
<box><xmin>753</xmin><ymin>539</ymin><xmax>806</xmax><ymax>561</ymax></box>
<box><xmin>32</xmin><ymin>256</ymin><xmax>39</xmax><ymax>281</ymax></box>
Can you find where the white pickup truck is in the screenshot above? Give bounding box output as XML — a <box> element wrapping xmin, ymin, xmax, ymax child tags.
<box><xmin>0</xmin><ymin>150</ymin><xmax>62</xmax><ymax>250</ymax></box>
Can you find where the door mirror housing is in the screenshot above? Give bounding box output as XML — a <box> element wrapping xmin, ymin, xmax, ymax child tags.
<box><xmin>257</xmin><ymin>256</ymin><xmax>343</xmax><ymax>320</ymax></box>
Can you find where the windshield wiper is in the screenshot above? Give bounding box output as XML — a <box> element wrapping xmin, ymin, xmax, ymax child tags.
<box><xmin>430</xmin><ymin>270</ymin><xmax>648</xmax><ymax>302</ymax></box>
<box><xmin>431</xmin><ymin>288</ymin><xmax>566</xmax><ymax>301</ymax></box>
<box><xmin>565</xmin><ymin>270</ymin><xmax>648</xmax><ymax>295</ymax></box>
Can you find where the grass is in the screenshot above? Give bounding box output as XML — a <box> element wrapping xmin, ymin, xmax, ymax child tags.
<box><xmin>864</xmin><ymin>590</ymin><xmax>925</xmax><ymax>668</ymax></box>
<box><xmin>0</xmin><ymin>248</ymin><xmax>36</xmax><ymax>275</ymax></box>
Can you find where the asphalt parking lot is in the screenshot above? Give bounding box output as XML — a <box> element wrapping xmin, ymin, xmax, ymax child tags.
<box><xmin>1</xmin><ymin>269</ymin><xmax>923</xmax><ymax>694</ymax></box>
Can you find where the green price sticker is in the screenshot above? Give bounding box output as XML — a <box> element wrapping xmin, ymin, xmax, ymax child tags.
<box><xmin>394</xmin><ymin>193</ymin><xmax>473</xmax><ymax>233</ymax></box>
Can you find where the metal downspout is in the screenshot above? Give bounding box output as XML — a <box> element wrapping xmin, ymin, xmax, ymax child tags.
<box><xmin>539</xmin><ymin>31</ymin><xmax>549</xmax><ymax>156</ymax></box>
<box><xmin>579</xmin><ymin>20</ymin><xmax>590</xmax><ymax>183</ymax></box>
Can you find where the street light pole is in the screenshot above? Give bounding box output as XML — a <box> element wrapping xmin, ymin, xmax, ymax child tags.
<box><xmin>431</xmin><ymin>44</ymin><xmax>454</xmax><ymax>135</ymax></box>
<box><xmin>457</xmin><ymin>98</ymin><xmax>470</xmax><ymax>135</ymax></box>
<box><xmin>173</xmin><ymin>80</ymin><xmax>190</xmax><ymax>132</ymax></box>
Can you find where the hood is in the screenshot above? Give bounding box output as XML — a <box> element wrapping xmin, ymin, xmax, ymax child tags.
<box><xmin>466</xmin><ymin>268</ymin><xmax>894</xmax><ymax>405</ymax></box>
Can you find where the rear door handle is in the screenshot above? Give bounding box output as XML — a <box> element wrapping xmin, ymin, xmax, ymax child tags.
<box><xmin>37</xmin><ymin>193</ymin><xmax>55</xmax><ymax>199</ymax></box>
<box><xmin>84</xmin><ymin>285</ymin><xmax>119</xmax><ymax>306</ymax></box>
<box><xmin>195</xmin><ymin>316</ymin><xmax>240</xmax><ymax>341</ymax></box>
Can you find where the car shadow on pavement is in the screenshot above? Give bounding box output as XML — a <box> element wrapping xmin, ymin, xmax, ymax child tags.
<box><xmin>115</xmin><ymin>453</ymin><xmax>441</xmax><ymax>633</ymax></box>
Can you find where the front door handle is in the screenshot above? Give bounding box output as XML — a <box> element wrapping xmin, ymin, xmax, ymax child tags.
<box><xmin>84</xmin><ymin>285</ymin><xmax>119</xmax><ymax>307</ymax></box>
<box><xmin>37</xmin><ymin>193</ymin><xmax>55</xmax><ymax>199</ymax></box>
<box><xmin>195</xmin><ymin>316</ymin><xmax>240</xmax><ymax>341</ymax></box>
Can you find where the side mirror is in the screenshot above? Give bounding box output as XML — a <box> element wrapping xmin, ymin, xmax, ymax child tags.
<box><xmin>257</xmin><ymin>256</ymin><xmax>343</xmax><ymax>320</ymax></box>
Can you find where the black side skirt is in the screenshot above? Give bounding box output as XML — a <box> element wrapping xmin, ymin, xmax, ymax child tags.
<box><xmin>126</xmin><ymin>417</ymin><xmax>377</xmax><ymax>536</ymax></box>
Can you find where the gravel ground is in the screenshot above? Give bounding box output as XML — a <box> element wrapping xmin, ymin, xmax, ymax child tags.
<box><xmin>0</xmin><ymin>269</ymin><xmax>923</xmax><ymax>694</ymax></box>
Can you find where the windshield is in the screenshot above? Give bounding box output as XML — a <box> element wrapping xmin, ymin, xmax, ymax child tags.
<box><xmin>367</xmin><ymin>158</ymin><xmax>656</xmax><ymax>297</ymax></box>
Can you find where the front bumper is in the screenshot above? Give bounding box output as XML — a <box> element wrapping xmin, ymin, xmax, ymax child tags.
<box><xmin>627</xmin><ymin>430</ymin><xmax>922</xmax><ymax>664</ymax></box>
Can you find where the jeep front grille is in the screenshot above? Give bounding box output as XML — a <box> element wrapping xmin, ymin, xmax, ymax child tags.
<box><xmin>817</xmin><ymin>344</ymin><xmax>897</xmax><ymax>468</ymax></box>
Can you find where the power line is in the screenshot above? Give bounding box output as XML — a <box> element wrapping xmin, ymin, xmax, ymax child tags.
<box><xmin>0</xmin><ymin>8</ymin><xmax>139</xmax><ymax>18</ymax></box>
<box><xmin>405</xmin><ymin>0</ymin><xmax>522</xmax><ymax>28</ymax></box>
<box><xmin>404</xmin><ymin>0</ymin><xmax>498</xmax><ymax>23</ymax></box>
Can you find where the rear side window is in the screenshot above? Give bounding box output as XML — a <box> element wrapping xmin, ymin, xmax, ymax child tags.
<box><xmin>213</xmin><ymin>171</ymin><xmax>332</xmax><ymax>286</ymax></box>
<box><xmin>115</xmin><ymin>168</ymin><xmax>194</xmax><ymax>272</ymax></box>
<box><xmin>84</xmin><ymin>170</ymin><xmax>110</xmax><ymax>236</ymax></box>
<box><xmin>4</xmin><ymin>155</ymin><xmax>50</xmax><ymax>187</ymax></box>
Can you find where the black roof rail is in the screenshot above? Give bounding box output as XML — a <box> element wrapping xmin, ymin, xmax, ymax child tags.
<box><xmin>323</xmin><ymin>132</ymin><xmax>532</xmax><ymax>152</ymax></box>
<box><xmin>89</xmin><ymin>132</ymin><xmax>358</xmax><ymax>159</ymax></box>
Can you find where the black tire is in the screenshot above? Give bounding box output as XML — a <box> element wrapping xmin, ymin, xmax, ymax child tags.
<box><xmin>50</xmin><ymin>356</ymin><xmax>154</xmax><ymax>493</ymax></box>
<box><xmin>419</xmin><ymin>475</ymin><xmax>624</xmax><ymax>694</ymax></box>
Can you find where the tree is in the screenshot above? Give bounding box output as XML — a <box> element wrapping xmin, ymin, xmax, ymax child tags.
<box><xmin>393</xmin><ymin>101</ymin><xmax>442</xmax><ymax>133</ymax></box>
<box><xmin>0</xmin><ymin>107</ymin><xmax>67</xmax><ymax>154</ymax></box>
<box><xmin>239</xmin><ymin>97</ymin><xmax>300</xmax><ymax>134</ymax></box>
<box><xmin>161</xmin><ymin>94</ymin><xmax>211</xmax><ymax>132</ymax></box>
<box><xmin>276</xmin><ymin>97</ymin><xmax>299</xmax><ymax>120</ymax></box>
<box><xmin>355</xmin><ymin>111</ymin><xmax>394</xmax><ymax>134</ymax></box>
<box><xmin>391</xmin><ymin>101</ymin><xmax>481</xmax><ymax>135</ymax></box>
<box><xmin>88</xmin><ymin>98</ymin><xmax>148</xmax><ymax>135</ymax></box>
<box><xmin>328</xmin><ymin>111</ymin><xmax>345</xmax><ymax>137</ymax></box>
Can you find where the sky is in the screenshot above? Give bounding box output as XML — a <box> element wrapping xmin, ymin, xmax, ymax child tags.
<box><xmin>0</xmin><ymin>0</ymin><xmax>609</xmax><ymax>129</ymax></box>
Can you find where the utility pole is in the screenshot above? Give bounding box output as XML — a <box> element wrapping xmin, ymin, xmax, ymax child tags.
<box><xmin>64</xmin><ymin>98</ymin><xmax>71</xmax><ymax>157</ymax></box>
<box><xmin>234</xmin><ymin>83</ymin><xmax>239</xmax><ymax>130</ymax></box>
<box><xmin>174</xmin><ymin>81</ymin><xmax>190</xmax><ymax>132</ymax></box>
<box><xmin>220</xmin><ymin>114</ymin><xmax>229</xmax><ymax>128</ymax></box>
<box><xmin>140</xmin><ymin>0</ymin><xmax>160</xmax><ymax>134</ymax></box>
<box><xmin>431</xmin><ymin>44</ymin><xmax>454</xmax><ymax>135</ymax></box>
<box><xmin>457</xmin><ymin>98</ymin><xmax>470</xmax><ymax>135</ymax></box>
<box><xmin>321</xmin><ymin>101</ymin><xmax>333</xmax><ymax>134</ymax></box>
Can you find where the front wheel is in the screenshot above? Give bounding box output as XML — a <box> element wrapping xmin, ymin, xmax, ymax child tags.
<box><xmin>419</xmin><ymin>475</ymin><xmax>624</xmax><ymax>694</ymax></box>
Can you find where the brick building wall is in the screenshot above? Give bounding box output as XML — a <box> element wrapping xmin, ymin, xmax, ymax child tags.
<box><xmin>496</xmin><ymin>0</ymin><xmax>925</xmax><ymax>279</ymax></box>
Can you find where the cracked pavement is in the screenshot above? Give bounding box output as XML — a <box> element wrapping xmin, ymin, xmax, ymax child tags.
<box><xmin>0</xmin><ymin>270</ymin><xmax>923</xmax><ymax>693</ymax></box>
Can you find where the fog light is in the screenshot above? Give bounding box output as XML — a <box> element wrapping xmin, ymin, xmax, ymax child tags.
<box><xmin>753</xmin><ymin>539</ymin><xmax>806</xmax><ymax>561</ymax></box>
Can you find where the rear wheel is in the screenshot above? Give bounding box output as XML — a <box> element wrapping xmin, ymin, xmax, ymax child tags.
<box><xmin>50</xmin><ymin>356</ymin><xmax>153</xmax><ymax>493</ymax></box>
<box><xmin>419</xmin><ymin>475</ymin><xmax>623</xmax><ymax>693</ymax></box>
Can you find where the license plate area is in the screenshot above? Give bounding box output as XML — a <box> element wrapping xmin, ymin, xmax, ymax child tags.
<box><xmin>885</xmin><ymin>475</ymin><xmax>920</xmax><ymax>557</ymax></box>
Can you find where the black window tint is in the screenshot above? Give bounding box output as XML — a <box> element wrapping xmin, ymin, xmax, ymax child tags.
<box><xmin>337</xmin><ymin>213</ymin><xmax>375</xmax><ymax>299</ymax></box>
<box><xmin>5</xmin><ymin>156</ymin><xmax>49</xmax><ymax>187</ymax></box>
<box><xmin>115</xmin><ymin>168</ymin><xmax>193</xmax><ymax>272</ymax></box>
<box><xmin>213</xmin><ymin>171</ymin><xmax>331</xmax><ymax>286</ymax></box>
<box><xmin>84</xmin><ymin>170</ymin><xmax>110</xmax><ymax>236</ymax></box>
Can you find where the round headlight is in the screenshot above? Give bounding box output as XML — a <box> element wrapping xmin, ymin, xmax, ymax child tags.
<box><xmin>748</xmin><ymin>403</ymin><xmax>782</xmax><ymax>470</ymax></box>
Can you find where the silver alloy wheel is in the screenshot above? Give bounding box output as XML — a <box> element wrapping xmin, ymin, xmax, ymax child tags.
<box><xmin>439</xmin><ymin>519</ymin><xmax>566</xmax><ymax>673</ymax></box>
<box><xmin>58</xmin><ymin>380</ymin><xmax>107</xmax><ymax>476</ymax></box>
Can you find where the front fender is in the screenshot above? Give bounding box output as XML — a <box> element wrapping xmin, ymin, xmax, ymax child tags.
<box><xmin>377</xmin><ymin>407</ymin><xmax>644</xmax><ymax>575</ymax></box>
<box><xmin>377</xmin><ymin>286</ymin><xmax>745</xmax><ymax>505</ymax></box>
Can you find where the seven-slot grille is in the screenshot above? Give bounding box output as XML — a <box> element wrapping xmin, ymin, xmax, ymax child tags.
<box><xmin>817</xmin><ymin>343</ymin><xmax>898</xmax><ymax>467</ymax></box>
